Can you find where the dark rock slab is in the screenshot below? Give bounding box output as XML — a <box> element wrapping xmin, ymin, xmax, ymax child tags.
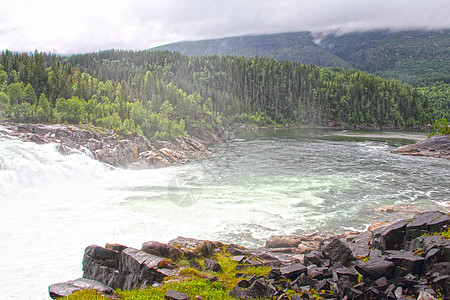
<box><xmin>355</xmin><ymin>259</ymin><xmax>395</xmax><ymax>279</ymax></box>
<box><xmin>204</xmin><ymin>258</ymin><xmax>221</xmax><ymax>272</ymax></box>
<box><xmin>392</xmin><ymin>134</ymin><xmax>450</xmax><ymax>160</ymax></box>
<box><xmin>85</xmin><ymin>244</ymin><xmax>118</xmax><ymax>260</ymax></box>
<box><xmin>304</xmin><ymin>250</ymin><xmax>326</xmax><ymax>267</ymax></box>
<box><xmin>246</xmin><ymin>279</ymin><xmax>276</xmax><ymax>299</ymax></box>
<box><xmin>231</xmin><ymin>255</ymin><xmax>246</xmax><ymax>263</ymax></box>
<box><xmin>371</xmin><ymin>219</ymin><xmax>409</xmax><ymax>251</ymax></box>
<box><xmin>386</xmin><ymin>250</ymin><xmax>425</xmax><ymax>275</ymax></box>
<box><xmin>428</xmin><ymin>213</ymin><xmax>450</xmax><ymax>233</ymax></box>
<box><xmin>142</xmin><ymin>241</ymin><xmax>181</xmax><ymax>261</ymax></box>
<box><xmin>265</xmin><ymin>235</ymin><xmax>303</xmax><ymax>248</ymax></box>
<box><xmin>322</xmin><ymin>238</ymin><xmax>353</xmax><ymax>264</ymax></box>
<box><xmin>49</xmin><ymin>278</ymin><xmax>113</xmax><ymax>299</ymax></box>
<box><xmin>165</xmin><ymin>289</ymin><xmax>191</xmax><ymax>300</ymax></box>
<box><xmin>188</xmin><ymin>260</ymin><xmax>202</xmax><ymax>270</ymax></box>
<box><xmin>168</xmin><ymin>237</ymin><xmax>215</xmax><ymax>258</ymax></box>
<box><xmin>431</xmin><ymin>275</ymin><xmax>450</xmax><ymax>297</ymax></box>
<box><xmin>119</xmin><ymin>247</ymin><xmax>175</xmax><ymax>288</ymax></box>
<box><xmin>280</xmin><ymin>263</ymin><xmax>307</xmax><ymax>280</ymax></box>
<box><xmin>429</xmin><ymin>262</ymin><xmax>450</xmax><ymax>276</ymax></box>
<box><xmin>229</xmin><ymin>286</ymin><xmax>246</xmax><ymax>298</ymax></box>
<box><xmin>406</xmin><ymin>235</ymin><xmax>443</xmax><ymax>253</ymax></box>
<box><xmin>406</xmin><ymin>211</ymin><xmax>446</xmax><ymax>241</ymax></box>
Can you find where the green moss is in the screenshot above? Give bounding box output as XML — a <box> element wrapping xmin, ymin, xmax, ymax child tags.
<box><xmin>61</xmin><ymin>290</ymin><xmax>109</xmax><ymax>299</ymax></box>
<box><xmin>413</xmin><ymin>248</ymin><xmax>424</xmax><ymax>256</ymax></box>
<box><xmin>116</xmin><ymin>279</ymin><xmax>233</xmax><ymax>300</ymax></box>
<box><xmin>441</xmin><ymin>227</ymin><xmax>450</xmax><ymax>239</ymax></box>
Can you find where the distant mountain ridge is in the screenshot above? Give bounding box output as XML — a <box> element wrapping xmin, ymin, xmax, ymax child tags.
<box><xmin>153</xmin><ymin>32</ymin><xmax>351</xmax><ymax>68</ymax></box>
<box><xmin>153</xmin><ymin>29</ymin><xmax>450</xmax><ymax>85</ymax></box>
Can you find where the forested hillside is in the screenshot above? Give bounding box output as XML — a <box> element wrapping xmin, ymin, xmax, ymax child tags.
<box><xmin>155</xmin><ymin>30</ymin><xmax>450</xmax><ymax>86</ymax></box>
<box><xmin>320</xmin><ymin>30</ymin><xmax>450</xmax><ymax>85</ymax></box>
<box><xmin>153</xmin><ymin>32</ymin><xmax>351</xmax><ymax>68</ymax></box>
<box><xmin>0</xmin><ymin>49</ymin><xmax>436</xmax><ymax>138</ymax></box>
<box><xmin>0</xmin><ymin>50</ymin><xmax>220</xmax><ymax>140</ymax></box>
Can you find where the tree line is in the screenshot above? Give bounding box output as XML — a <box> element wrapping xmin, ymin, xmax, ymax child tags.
<box><xmin>0</xmin><ymin>49</ymin><xmax>441</xmax><ymax>140</ymax></box>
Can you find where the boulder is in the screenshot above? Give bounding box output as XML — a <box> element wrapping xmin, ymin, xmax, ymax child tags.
<box><xmin>119</xmin><ymin>247</ymin><xmax>175</xmax><ymax>289</ymax></box>
<box><xmin>204</xmin><ymin>258</ymin><xmax>221</xmax><ymax>272</ymax></box>
<box><xmin>142</xmin><ymin>241</ymin><xmax>181</xmax><ymax>261</ymax></box>
<box><xmin>168</xmin><ymin>237</ymin><xmax>215</xmax><ymax>258</ymax></box>
<box><xmin>265</xmin><ymin>235</ymin><xmax>303</xmax><ymax>248</ymax></box>
<box><xmin>405</xmin><ymin>211</ymin><xmax>446</xmax><ymax>241</ymax></box>
<box><xmin>188</xmin><ymin>260</ymin><xmax>202</xmax><ymax>270</ymax></box>
<box><xmin>246</xmin><ymin>279</ymin><xmax>276</xmax><ymax>299</ymax></box>
<box><xmin>49</xmin><ymin>278</ymin><xmax>114</xmax><ymax>299</ymax></box>
<box><xmin>371</xmin><ymin>219</ymin><xmax>409</xmax><ymax>251</ymax></box>
<box><xmin>322</xmin><ymin>238</ymin><xmax>353</xmax><ymax>264</ymax></box>
<box><xmin>355</xmin><ymin>259</ymin><xmax>395</xmax><ymax>279</ymax></box>
<box><xmin>392</xmin><ymin>134</ymin><xmax>450</xmax><ymax>160</ymax></box>
<box><xmin>165</xmin><ymin>289</ymin><xmax>191</xmax><ymax>300</ymax></box>
<box><xmin>427</xmin><ymin>213</ymin><xmax>450</xmax><ymax>233</ymax></box>
<box><xmin>386</xmin><ymin>250</ymin><xmax>425</xmax><ymax>275</ymax></box>
<box><xmin>280</xmin><ymin>263</ymin><xmax>307</xmax><ymax>280</ymax></box>
<box><xmin>229</xmin><ymin>286</ymin><xmax>246</xmax><ymax>298</ymax></box>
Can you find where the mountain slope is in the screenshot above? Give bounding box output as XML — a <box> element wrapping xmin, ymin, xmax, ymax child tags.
<box><xmin>153</xmin><ymin>30</ymin><xmax>450</xmax><ymax>85</ymax></box>
<box><xmin>153</xmin><ymin>32</ymin><xmax>351</xmax><ymax>68</ymax></box>
<box><xmin>320</xmin><ymin>30</ymin><xmax>450</xmax><ymax>84</ymax></box>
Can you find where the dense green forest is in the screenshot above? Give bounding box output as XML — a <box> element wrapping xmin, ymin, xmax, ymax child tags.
<box><xmin>66</xmin><ymin>50</ymin><xmax>436</xmax><ymax>127</ymax></box>
<box><xmin>154</xmin><ymin>30</ymin><xmax>450</xmax><ymax>86</ymax></box>
<box><xmin>0</xmin><ymin>49</ymin><xmax>440</xmax><ymax>141</ymax></box>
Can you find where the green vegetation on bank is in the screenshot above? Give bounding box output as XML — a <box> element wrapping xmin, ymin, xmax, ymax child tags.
<box><xmin>418</xmin><ymin>82</ymin><xmax>450</xmax><ymax>120</ymax></box>
<box><xmin>0</xmin><ymin>49</ymin><xmax>441</xmax><ymax>138</ymax></box>
<box><xmin>62</xmin><ymin>254</ymin><xmax>271</xmax><ymax>300</ymax></box>
<box><xmin>429</xmin><ymin>117</ymin><xmax>450</xmax><ymax>137</ymax></box>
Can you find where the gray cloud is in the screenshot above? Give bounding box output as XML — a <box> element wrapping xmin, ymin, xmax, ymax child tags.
<box><xmin>0</xmin><ymin>0</ymin><xmax>449</xmax><ymax>54</ymax></box>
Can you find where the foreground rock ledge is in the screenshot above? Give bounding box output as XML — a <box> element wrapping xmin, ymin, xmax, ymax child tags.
<box><xmin>0</xmin><ymin>123</ymin><xmax>234</xmax><ymax>168</ymax></box>
<box><xmin>50</xmin><ymin>211</ymin><xmax>449</xmax><ymax>299</ymax></box>
<box><xmin>392</xmin><ymin>134</ymin><xmax>450</xmax><ymax>160</ymax></box>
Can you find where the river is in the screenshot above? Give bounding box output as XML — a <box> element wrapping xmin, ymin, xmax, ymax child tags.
<box><xmin>0</xmin><ymin>128</ymin><xmax>448</xmax><ymax>299</ymax></box>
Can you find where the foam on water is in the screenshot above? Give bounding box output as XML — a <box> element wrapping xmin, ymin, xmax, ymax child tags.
<box><xmin>0</xmin><ymin>128</ymin><xmax>448</xmax><ymax>299</ymax></box>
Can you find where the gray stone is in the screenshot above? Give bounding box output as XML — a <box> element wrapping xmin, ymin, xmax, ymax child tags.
<box><xmin>165</xmin><ymin>289</ymin><xmax>191</xmax><ymax>300</ymax></box>
<box><xmin>322</xmin><ymin>238</ymin><xmax>353</xmax><ymax>264</ymax></box>
<box><xmin>49</xmin><ymin>278</ymin><xmax>114</xmax><ymax>299</ymax></box>
<box><xmin>372</xmin><ymin>219</ymin><xmax>409</xmax><ymax>250</ymax></box>
<box><xmin>386</xmin><ymin>250</ymin><xmax>425</xmax><ymax>275</ymax></box>
<box><xmin>142</xmin><ymin>241</ymin><xmax>180</xmax><ymax>261</ymax></box>
<box><xmin>280</xmin><ymin>263</ymin><xmax>307</xmax><ymax>280</ymax></box>
<box><xmin>204</xmin><ymin>258</ymin><xmax>221</xmax><ymax>272</ymax></box>
<box><xmin>355</xmin><ymin>259</ymin><xmax>395</xmax><ymax>279</ymax></box>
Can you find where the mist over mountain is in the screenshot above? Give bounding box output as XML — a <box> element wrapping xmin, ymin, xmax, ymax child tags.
<box><xmin>153</xmin><ymin>29</ymin><xmax>450</xmax><ymax>85</ymax></box>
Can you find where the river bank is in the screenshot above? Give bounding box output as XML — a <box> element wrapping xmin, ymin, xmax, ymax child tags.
<box><xmin>392</xmin><ymin>134</ymin><xmax>450</xmax><ymax>160</ymax></box>
<box><xmin>0</xmin><ymin>123</ymin><xmax>234</xmax><ymax>168</ymax></box>
<box><xmin>49</xmin><ymin>210</ymin><xmax>450</xmax><ymax>299</ymax></box>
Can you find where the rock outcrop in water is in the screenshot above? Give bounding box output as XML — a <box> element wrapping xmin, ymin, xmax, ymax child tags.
<box><xmin>0</xmin><ymin>123</ymin><xmax>234</xmax><ymax>168</ymax></box>
<box><xmin>49</xmin><ymin>211</ymin><xmax>449</xmax><ymax>299</ymax></box>
<box><xmin>392</xmin><ymin>134</ymin><xmax>450</xmax><ymax>160</ymax></box>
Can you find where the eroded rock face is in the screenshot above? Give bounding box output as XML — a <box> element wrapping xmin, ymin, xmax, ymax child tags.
<box><xmin>4</xmin><ymin>123</ymin><xmax>233</xmax><ymax>168</ymax></box>
<box><xmin>392</xmin><ymin>134</ymin><xmax>450</xmax><ymax>160</ymax></box>
<box><xmin>49</xmin><ymin>278</ymin><xmax>114</xmax><ymax>299</ymax></box>
<box><xmin>50</xmin><ymin>211</ymin><xmax>450</xmax><ymax>299</ymax></box>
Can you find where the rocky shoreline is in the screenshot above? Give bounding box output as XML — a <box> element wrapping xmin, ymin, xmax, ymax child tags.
<box><xmin>49</xmin><ymin>211</ymin><xmax>449</xmax><ymax>299</ymax></box>
<box><xmin>391</xmin><ymin>134</ymin><xmax>450</xmax><ymax>160</ymax></box>
<box><xmin>0</xmin><ymin>123</ymin><xmax>234</xmax><ymax>168</ymax></box>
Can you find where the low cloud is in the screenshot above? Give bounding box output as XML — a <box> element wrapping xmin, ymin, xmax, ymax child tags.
<box><xmin>0</xmin><ymin>0</ymin><xmax>449</xmax><ymax>54</ymax></box>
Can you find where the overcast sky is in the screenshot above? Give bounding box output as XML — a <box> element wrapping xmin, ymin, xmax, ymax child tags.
<box><xmin>1</xmin><ymin>0</ymin><xmax>449</xmax><ymax>54</ymax></box>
